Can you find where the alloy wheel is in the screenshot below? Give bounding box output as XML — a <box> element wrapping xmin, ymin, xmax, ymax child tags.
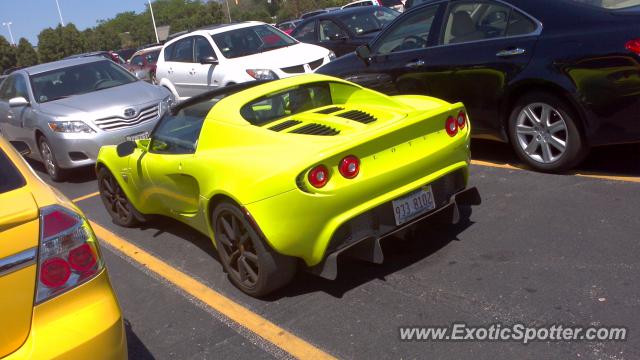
<box><xmin>100</xmin><ymin>172</ymin><xmax>131</xmax><ymax>223</ymax></box>
<box><xmin>515</xmin><ymin>102</ymin><xmax>569</xmax><ymax>164</ymax></box>
<box><xmin>215</xmin><ymin>210</ymin><xmax>260</xmax><ymax>288</ymax></box>
<box><xmin>40</xmin><ymin>140</ymin><xmax>57</xmax><ymax>176</ymax></box>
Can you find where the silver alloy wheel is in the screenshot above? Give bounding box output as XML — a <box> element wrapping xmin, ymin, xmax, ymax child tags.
<box><xmin>40</xmin><ymin>140</ymin><xmax>57</xmax><ymax>175</ymax></box>
<box><xmin>515</xmin><ymin>102</ymin><xmax>569</xmax><ymax>164</ymax></box>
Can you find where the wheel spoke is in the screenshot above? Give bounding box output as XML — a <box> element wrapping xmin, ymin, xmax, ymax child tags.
<box><xmin>221</xmin><ymin>216</ymin><xmax>235</xmax><ymax>240</ymax></box>
<box><xmin>548</xmin><ymin>136</ymin><xmax>566</xmax><ymax>152</ymax></box>
<box><xmin>116</xmin><ymin>201</ymin><xmax>129</xmax><ymax>218</ymax></box>
<box><xmin>516</xmin><ymin>124</ymin><xmax>536</xmax><ymax>136</ymax></box>
<box><xmin>243</xmin><ymin>251</ymin><xmax>259</xmax><ymax>264</ymax></box>
<box><xmin>238</xmin><ymin>232</ymin><xmax>250</xmax><ymax>245</ymax></box>
<box><xmin>240</xmin><ymin>256</ymin><xmax>258</xmax><ymax>283</ymax></box>
<box><xmin>548</xmin><ymin>121</ymin><xmax>566</xmax><ymax>134</ymax></box>
<box><xmin>237</xmin><ymin>257</ymin><xmax>248</xmax><ymax>282</ymax></box>
<box><xmin>524</xmin><ymin>138</ymin><xmax>539</xmax><ymax>155</ymax></box>
<box><xmin>229</xmin><ymin>249</ymin><xmax>240</xmax><ymax>264</ymax></box>
<box><xmin>541</xmin><ymin>142</ymin><xmax>553</xmax><ymax>163</ymax></box>
<box><xmin>523</xmin><ymin>106</ymin><xmax>541</xmax><ymax>125</ymax></box>
<box><xmin>540</xmin><ymin>104</ymin><xmax>551</xmax><ymax>127</ymax></box>
<box><xmin>218</xmin><ymin>233</ymin><xmax>233</xmax><ymax>248</ymax></box>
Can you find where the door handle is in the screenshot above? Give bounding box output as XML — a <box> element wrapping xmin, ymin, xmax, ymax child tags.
<box><xmin>405</xmin><ymin>60</ymin><xmax>425</xmax><ymax>69</ymax></box>
<box><xmin>496</xmin><ymin>48</ymin><xmax>526</xmax><ymax>57</ymax></box>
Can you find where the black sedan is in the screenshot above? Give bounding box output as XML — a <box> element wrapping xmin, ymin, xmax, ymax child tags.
<box><xmin>318</xmin><ymin>0</ymin><xmax>640</xmax><ymax>172</ymax></box>
<box><xmin>291</xmin><ymin>7</ymin><xmax>399</xmax><ymax>58</ymax></box>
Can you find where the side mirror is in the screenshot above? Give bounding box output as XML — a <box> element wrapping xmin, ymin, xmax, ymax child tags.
<box><xmin>355</xmin><ymin>45</ymin><xmax>371</xmax><ymax>64</ymax></box>
<box><xmin>116</xmin><ymin>141</ymin><xmax>137</xmax><ymax>157</ymax></box>
<box><xmin>200</xmin><ymin>56</ymin><xmax>219</xmax><ymax>65</ymax></box>
<box><xmin>9</xmin><ymin>97</ymin><xmax>29</xmax><ymax>108</ymax></box>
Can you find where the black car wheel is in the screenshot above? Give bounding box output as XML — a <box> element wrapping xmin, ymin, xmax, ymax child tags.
<box><xmin>213</xmin><ymin>202</ymin><xmax>296</xmax><ymax>297</ymax></box>
<box><xmin>38</xmin><ymin>136</ymin><xmax>65</xmax><ymax>181</ymax></box>
<box><xmin>98</xmin><ymin>167</ymin><xmax>141</xmax><ymax>227</ymax></box>
<box><xmin>508</xmin><ymin>92</ymin><xmax>588</xmax><ymax>172</ymax></box>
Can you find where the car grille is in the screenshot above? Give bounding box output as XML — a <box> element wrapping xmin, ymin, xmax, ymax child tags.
<box><xmin>280</xmin><ymin>58</ymin><xmax>325</xmax><ymax>74</ymax></box>
<box><xmin>93</xmin><ymin>104</ymin><xmax>159</xmax><ymax>131</ymax></box>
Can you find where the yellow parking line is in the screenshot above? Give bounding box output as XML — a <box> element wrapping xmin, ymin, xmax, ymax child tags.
<box><xmin>72</xmin><ymin>191</ymin><xmax>100</xmax><ymax>203</ymax></box>
<box><xmin>471</xmin><ymin>159</ymin><xmax>640</xmax><ymax>184</ymax></box>
<box><xmin>89</xmin><ymin>221</ymin><xmax>336</xmax><ymax>360</ymax></box>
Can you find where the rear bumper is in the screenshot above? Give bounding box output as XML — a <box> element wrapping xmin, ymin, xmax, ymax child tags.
<box><xmin>5</xmin><ymin>270</ymin><xmax>127</xmax><ymax>360</ymax></box>
<box><xmin>310</xmin><ymin>186</ymin><xmax>481</xmax><ymax>280</ymax></box>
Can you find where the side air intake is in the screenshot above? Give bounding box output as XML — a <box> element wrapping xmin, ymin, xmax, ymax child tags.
<box><xmin>315</xmin><ymin>106</ymin><xmax>344</xmax><ymax>114</ymax></box>
<box><xmin>289</xmin><ymin>123</ymin><xmax>340</xmax><ymax>136</ymax></box>
<box><xmin>337</xmin><ymin>110</ymin><xmax>377</xmax><ymax>124</ymax></box>
<box><xmin>268</xmin><ymin>120</ymin><xmax>302</xmax><ymax>132</ymax></box>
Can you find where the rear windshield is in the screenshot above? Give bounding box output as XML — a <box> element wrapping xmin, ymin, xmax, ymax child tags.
<box><xmin>570</xmin><ymin>0</ymin><xmax>640</xmax><ymax>9</ymax></box>
<box><xmin>240</xmin><ymin>82</ymin><xmax>333</xmax><ymax>125</ymax></box>
<box><xmin>0</xmin><ymin>148</ymin><xmax>26</xmax><ymax>194</ymax></box>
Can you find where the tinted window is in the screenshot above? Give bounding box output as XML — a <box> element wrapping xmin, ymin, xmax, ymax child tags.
<box><xmin>145</xmin><ymin>51</ymin><xmax>160</xmax><ymax>64</ymax></box>
<box><xmin>442</xmin><ymin>1</ymin><xmax>511</xmax><ymax>45</ymax></box>
<box><xmin>240</xmin><ymin>82</ymin><xmax>332</xmax><ymax>125</ymax></box>
<box><xmin>0</xmin><ymin>76</ymin><xmax>15</xmax><ymax>100</ymax></box>
<box><xmin>319</xmin><ymin>20</ymin><xmax>348</xmax><ymax>41</ymax></box>
<box><xmin>131</xmin><ymin>55</ymin><xmax>145</xmax><ymax>66</ymax></box>
<box><xmin>292</xmin><ymin>21</ymin><xmax>317</xmax><ymax>42</ymax></box>
<box><xmin>163</xmin><ymin>44</ymin><xmax>175</xmax><ymax>61</ymax></box>
<box><xmin>150</xmin><ymin>101</ymin><xmax>212</xmax><ymax>154</ymax></box>
<box><xmin>506</xmin><ymin>10</ymin><xmax>537</xmax><ymax>36</ymax></box>
<box><xmin>213</xmin><ymin>25</ymin><xmax>297</xmax><ymax>59</ymax></box>
<box><xmin>195</xmin><ymin>36</ymin><xmax>216</xmax><ymax>61</ymax></box>
<box><xmin>30</xmin><ymin>60</ymin><xmax>137</xmax><ymax>103</ymax></box>
<box><xmin>13</xmin><ymin>75</ymin><xmax>28</xmax><ymax>99</ymax></box>
<box><xmin>338</xmin><ymin>7</ymin><xmax>399</xmax><ymax>35</ymax></box>
<box><xmin>571</xmin><ymin>0</ymin><xmax>640</xmax><ymax>8</ymax></box>
<box><xmin>373</xmin><ymin>5</ymin><xmax>438</xmax><ymax>54</ymax></box>
<box><xmin>0</xmin><ymin>148</ymin><xmax>26</xmax><ymax>194</ymax></box>
<box><xmin>172</xmin><ymin>37</ymin><xmax>194</xmax><ymax>62</ymax></box>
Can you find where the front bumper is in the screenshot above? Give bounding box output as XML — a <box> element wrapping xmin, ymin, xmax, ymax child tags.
<box><xmin>44</xmin><ymin>120</ymin><xmax>157</xmax><ymax>169</ymax></box>
<box><xmin>5</xmin><ymin>270</ymin><xmax>127</xmax><ymax>360</ymax></box>
<box><xmin>310</xmin><ymin>186</ymin><xmax>481</xmax><ymax>280</ymax></box>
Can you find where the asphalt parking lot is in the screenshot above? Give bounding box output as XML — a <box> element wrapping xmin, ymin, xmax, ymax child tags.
<box><xmin>33</xmin><ymin>140</ymin><xmax>640</xmax><ymax>360</ymax></box>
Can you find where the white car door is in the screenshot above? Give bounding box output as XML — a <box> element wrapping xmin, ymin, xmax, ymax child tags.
<box><xmin>191</xmin><ymin>35</ymin><xmax>221</xmax><ymax>95</ymax></box>
<box><xmin>167</xmin><ymin>37</ymin><xmax>196</xmax><ymax>98</ymax></box>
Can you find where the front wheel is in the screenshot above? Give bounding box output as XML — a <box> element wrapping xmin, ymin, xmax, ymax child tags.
<box><xmin>38</xmin><ymin>136</ymin><xmax>65</xmax><ymax>181</ymax></box>
<box><xmin>508</xmin><ymin>92</ymin><xmax>588</xmax><ymax>172</ymax></box>
<box><xmin>97</xmin><ymin>167</ymin><xmax>141</xmax><ymax>227</ymax></box>
<box><xmin>212</xmin><ymin>202</ymin><xmax>296</xmax><ymax>297</ymax></box>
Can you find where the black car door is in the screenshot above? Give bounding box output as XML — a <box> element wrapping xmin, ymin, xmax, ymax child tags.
<box><xmin>412</xmin><ymin>0</ymin><xmax>539</xmax><ymax>137</ymax></box>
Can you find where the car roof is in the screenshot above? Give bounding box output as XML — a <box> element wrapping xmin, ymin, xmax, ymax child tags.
<box><xmin>165</xmin><ymin>22</ymin><xmax>269</xmax><ymax>45</ymax></box>
<box><xmin>19</xmin><ymin>56</ymin><xmax>106</xmax><ymax>76</ymax></box>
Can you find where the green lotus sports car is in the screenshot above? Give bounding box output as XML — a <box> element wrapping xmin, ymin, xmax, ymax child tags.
<box><xmin>96</xmin><ymin>74</ymin><xmax>480</xmax><ymax>296</ymax></box>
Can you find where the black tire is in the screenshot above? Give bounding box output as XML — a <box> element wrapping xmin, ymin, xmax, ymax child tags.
<box><xmin>508</xmin><ymin>92</ymin><xmax>588</xmax><ymax>172</ymax></box>
<box><xmin>38</xmin><ymin>136</ymin><xmax>66</xmax><ymax>181</ymax></box>
<box><xmin>97</xmin><ymin>167</ymin><xmax>141</xmax><ymax>227</ymax></box>
<box><xmin>212</xmin><ymin>201</ymin><xmax>296</xmax><ymax>297</ymax></box>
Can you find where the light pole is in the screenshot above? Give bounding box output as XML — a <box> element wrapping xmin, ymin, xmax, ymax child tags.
<box><xmin>225</xmin><ymin>0</ymin><xmax>232</xmax><ymax>23</ymax></box>
<box><xmin>148</xmin><ymin>0</ymin><xmax>159</xmax><ymax>43</ymax></box>
<box><xmin>55</xmin><ymin>0</ymin><xmax>65</xmax><ymax>26</ymax></box>
<box><xmin>2</xmin><ymin>22</ymin><xmax>14</xmax><ymax>45</ymax></box>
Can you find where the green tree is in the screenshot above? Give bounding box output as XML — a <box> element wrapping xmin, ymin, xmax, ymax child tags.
<box><xmin>38</xmin><ymin>24</ymin><xmax>86</xmax><ymax>62</ymax></box>
<box><xmin>0</xmin><ymin>35</ymin><xmax>16</xmax><ymax>73</ymax></box>
<box><xmin>15</xmin><ymin>38</ymin><xmax>38</xmax><ymax>67</ymax></box>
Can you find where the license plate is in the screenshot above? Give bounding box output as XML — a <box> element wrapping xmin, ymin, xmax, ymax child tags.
<box><xmin>392</xmin><ymin>186</ymin><xmax>436</xmax><ymax>226</ymax></box>
<box><xmin>125</xmin><ymin>131</ymin><xmax>149</xmax><ymax>141</ymax></box>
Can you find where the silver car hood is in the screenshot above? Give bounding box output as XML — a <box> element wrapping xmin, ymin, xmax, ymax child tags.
<box><xmin>37</xmin><ymin>81</ymin><xmax>169</xmax><ymax>117</ymax></box>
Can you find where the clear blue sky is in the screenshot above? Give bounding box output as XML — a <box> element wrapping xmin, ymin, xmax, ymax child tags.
<box><xmin>0</xmin><ymin>0</ymin><xmax>147</xmax><ymax>46</ymax></box>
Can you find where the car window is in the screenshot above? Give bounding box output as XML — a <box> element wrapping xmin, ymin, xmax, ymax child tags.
<box><xmin>338</xmin><ymin>7</ymin><xmax>399</xmax><ymax>35</ymax></box>
<box><xmin>505</xmin><ymin>9</ymin><xmax>537</xmax><ymax>36</ymax></box>
<box><xmin>292</xmin><ymin>21</ymin><xmax>317</xmax><ymax>42</ymax></box>
<box><xmin>13</xmin><ymin>75</ymin><xmax>28</xmax><ymax>99</ymax></box>
<box><xmin>0</xmin><ymin>76</ymin><xmax>15</xmax><ymax>100</ymax></box>
<box><xmin>30</xmin><ymin>60</ymin><xmax>137</xmax><ymax>103</ymax></box>
<box><xmin>172</xmin><ymin>37</ymin><xmax>195</xmax><ymax>62</ymax></box>
<box><xmin>240</xmin><ymin>82</ymin><xmax>333</xmax><ymax>125</ymax></box>
<box><xmin>149</xmin><ymin>100</ymin><xmax>213</xmax><ymax>154</ymax></box>
<box><xmin>442</xmin><ymin>1</ymin><xmax>511</xmax><ymax>45</ymax></box>
<box><xmin>163</xmin><ymin>43</ymin><xmax>175</xmax><ymax>61</ymax></box>
<box><xmin>212</xmin><ymin>25</ymin><xmax>297</xmax><ymax>59</ymax></box>
<box><xmin>373</xmin><ymin>4</ymin><xmax>438</xmax><ymax>55</ymax></box>
<box><xmin>319</xmin><ymin>20</ymin><xmax>348</xmax><ymax>41</ymax></box>
<box><xmin>146</xmin><ymin>51</ymin><xmax>160</xmax><ymax>64</ymax></box>
<box><xmin>195</xmin><ymin>36</ymin><xmax>216</xmax><ymax>61</ymax></box>
<box><xmin>131</xmin><ymin>55</ymin><xmax>145</xmax><ymax>66</ymax></box>
<box><xmin>0</xmin><ymin>148</ymin><xmax>26</xmax><ymax>194</ymax></box>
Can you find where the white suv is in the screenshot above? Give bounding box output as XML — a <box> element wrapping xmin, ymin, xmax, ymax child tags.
<box><xmin>156</xmin><ymin>22</ymin><xmax>336</xmax><ymax>99</ymax></box>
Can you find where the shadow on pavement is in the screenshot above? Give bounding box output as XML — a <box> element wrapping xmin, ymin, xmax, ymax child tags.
<box><xmin>26</xmin><ymin>158</ymin><xmax>97</xmax><ymax>183</ymax></box>
<box><xmin>471</xmin><ymin>139</ymin><xmax>640</xmax><ymax>177</ymax></box>
<box><xmin>124</xmin><ymin>318</ymin><xmax>155</xmax><ymax>360</ymax></box>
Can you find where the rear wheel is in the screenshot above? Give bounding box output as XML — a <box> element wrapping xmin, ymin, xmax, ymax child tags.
<box><xmin>97</xmin><ymin>167</ymin><xmax>140</xmax><ymax>227</ymax></box>
<box><xmin>212</xmin><ymin>202</ymin><xmax>296</xmax><ymax>297</ymax></box>
<box><xmin>38</xmin><ymin>136</ymin><xmax>65</xmax><ymax>181</ymax></box>
<box><xmin>508</xmin><ymin>92</ymin><xmax>587</xmax><ymax>172</ymax></box>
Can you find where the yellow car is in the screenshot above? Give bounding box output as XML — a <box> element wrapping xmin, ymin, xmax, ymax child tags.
<box><xmin>0</xmin><ymin>136</ymin><xmax>126</xmax><ymax>359</ymax></box>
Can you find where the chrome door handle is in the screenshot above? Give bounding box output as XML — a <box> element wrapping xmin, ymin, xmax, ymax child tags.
<box><xmin>496</xmin><ymin>48</ymin><xmax>526</xmax><ymax>57</ymax></box>
<box><xmin>405</xmin><ymin>60</ymin><xmax>425</xmax><ymax>69</ymax></box>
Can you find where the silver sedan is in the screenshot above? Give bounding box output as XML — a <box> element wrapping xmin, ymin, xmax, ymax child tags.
<box><xmin>0</xmin><ymin>56</ymin><xmax>171</xmax><ymax>181</ymax></box>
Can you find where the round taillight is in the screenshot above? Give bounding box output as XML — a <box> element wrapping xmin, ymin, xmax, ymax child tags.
<box><xmin>308</xmin><ymin>165</ymin><xmax>329</xmax><ymax>188</ymax></box>
<box><xmin>339</xmin><ymin>155</ymin><xmax>360</xmax><ymax>179</ymax></box>
<box><xmin>40</xmin><ymin>257</ymin><xmax>71</xmax><ymax>288</ymax></box>
<box><xmin>68</xmin><ymin>243</ymin><xmax>97</xmax><ymax>271</ymax></box>
<box><xmin>457</xmin><ymin>111</ymin><xmax>466</xmax><ymax>129</ymax></box>
<box><xmin>445</xmin><ymin>116</ymin><xmax>458</xmax><ymax>137</ymax></box>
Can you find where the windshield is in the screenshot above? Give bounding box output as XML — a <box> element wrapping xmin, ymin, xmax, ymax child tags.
<box><xmin>339</xmin><ymin>7</ymin><xmax>399</xmax><ymax>35</ymax></box>
<box><xmin>570</xmin><ymin>0</ymin><xmax>640</xmax><ymax>8</ymax></box>
<box><xmin>30</xmin><ymin>60</ymin><xmax>138</xmax><ymax>103</ymax></box>
<box><xmin>212</xmin><ymin>25</ymin><xmax>298</xmax><ymax>59</ymax></box>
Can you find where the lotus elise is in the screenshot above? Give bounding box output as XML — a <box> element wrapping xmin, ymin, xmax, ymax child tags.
<box><xmin>96</xmin><ymin>74</ymin><xmax>480</xmax><ymax>297</ymax></box>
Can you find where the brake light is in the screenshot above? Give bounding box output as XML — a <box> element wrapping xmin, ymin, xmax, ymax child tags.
<box><xmin>445</xmin><ymin>116</ymin><xmax>458</xmax><ymax>137</ymax></box>
<box><xmin>308</xmin><ymin>165</ymin><xmax>329</xmax><ymax>188</ymax></box>
<box><xmin>36</xmin><ymin>206</ymin><xmax>103</xmax><ymax>303</ymax></box>
<box><xmin>339</xmin><ymin>155</ymin><xmax>360</xmax><ymax>179</ymax></box>
<box><xmin>457</xmin><ymin>111</ymin><xmax>467</xmax><ymax>130</ymax></box>
<box><xmin>626</xmin><ymin>39</ymin><xmax>640</xmax><ymax>55</ymax></box>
